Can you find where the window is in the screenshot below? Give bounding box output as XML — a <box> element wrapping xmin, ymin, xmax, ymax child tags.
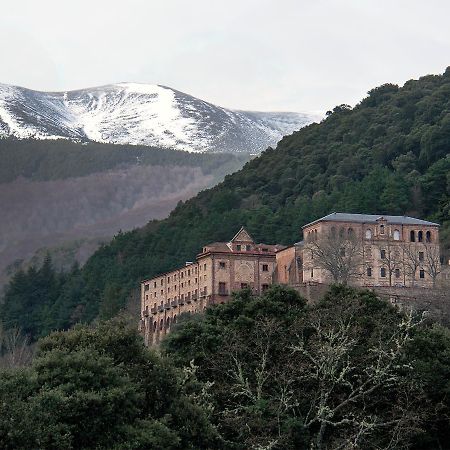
<box><xmin>380</xmin><ymin>267</ymin><xmax>386</xmax><ymax>278</ymax></box>
<box><xmin>188</xmin><ymin>269</ymin><xmax>191</xmax><ymax>276</ymax></box>
<box><xmin>395</xmin><ymin>268</ymin><xmax>400</xmax><ymax>278</ymax></box>
<box><xmin>167</xmin><ymin>276</ymin><xmax>170</xmax><ymax>283</ymax></box>
<box><xmin>204</xmin><ymin>264</ymin><xmax>207</xmax><ymax>270</ymax></box>
<box><xmin>365</xmin><ymin>229</ymin><xmax>372</xmax><ymax>239</ymax></box>
<box><xmin>154</xmin><ymin>281</ymin><xmax>156</xmax><ymax>288</ymax></box>
<box><xmin>314</xmin><ymin>229</ymin><xmax>318</xmax><ymax>241</ymax></box>
<box><xmin>153</xmin><ymin>321</ymin><xmax>157</xmax><ymax>332</ymax></box>
<box><xmin>380</xmin><ymin>249</ymin><xmax>386</xmax><ymax>259</ymax></box>
<box><xmin>218</xmin><ymin>282</ymin><xmax>227</xmax><ymax>295</ymax></box>
<box><xmin>262</xmin><ymin>284</ymin><xmax>269</xmax><ymax>292</ymax></box>
<box><xmin>219</xmin><ymin>261</ymin><xmax>226</xmax><ymax>269</ymax></box>
<box><xmin>367</xmin><ymin>267</ymin><xmax>372</xmax><ymax>277</ymax></box>
<box><xmin>144</xmin><ymin>284</ymin><xmax>149</xmax><ymax>291</ymax></box>
<box><xmin>181</xmin><ymin>272</ymin><xmax>184</xmax><ymax>279</ymax></box>
<box><xmin>310</xmin><ymin>268</ymin><xmax>314</xmax><ymax>278</ymax></box>
<box><xmin>419</xmin><ymin>270</ymin><xmax>425</xmax><ymax>279</ymax></box>
<box><xmin>418</xmin><ymin>231</ymin><xmax>423</xmax><ymax>242</ymax></box>
<box><xmin>348</xmin><ymin>228</ymin><xmax>354</xmax><ymax>238</ymax></box>
<box><xmin>168</xmin><ymin>287</ymin><xmax>170</xmax><ymax>293</ymax></box>
<box><xmin>393</xmin><ymin>230</ymin><xmax>400</xmax><ymax>241</ymax></box>
<box><xmin>426</xmin><ymin>231</ymin><xmax>431</xmax><ymax>243</ymax></box>
<box><xmin>145</xmin><ymin>295</ymin><xmax>148</xmax><ymax>300</ymax></box>
<box><xmin>410</xmin><ymin>231</ymin><xmax>415</xmax><ymax>242</ymax></box>
<box><xmin>160</xmin><ymin>290</ymin><xmax>163</xmax><ymax>295</ymax></box>
<box><xmin>380</xmin><ymin>224</ymin><xmax>385</xmax><ymax>235</ymax></box>
<box><xmin>339</xmin><ymin>227</ymin><xmax>345</xmax><ymax>238</ymax></box>
<box><xmin>419</xmin><ymin>251</ymin><xmax>424</xmax><ymax>262</ymax></box>
<box><xmin>262</xmin><ymin>264</ymin><xmax>268</xmax><ymax>272</ymax></box>
<box><xmin>181</xmin><ymin>282</ymin><xmax>184</xmax><ymax>288</ymax></box>
<box><xmin>195</xmin><ymin>278</ymin><xmax>197</xmax><ymax>283</ymax></box>
<box><xmin>161</xmin><ymin>279</ymin><xmax>163</xmax><ymax>286</ymax></box>
<box><xmin>241</xmin><ymin>283</ymin><xmax>248</xmax><ymax>289</ymax></box>
<box><xmin>160</xmin><ymin>319</ymin><xmax>163</xmax><ymax>330</ymax></box>
<box><xmin>262</xmin><ymin>248</ymin><xmax>268</xmax><ymax>252</ymax></box>
<box><xmin>237</xmin><ymin>244</ymin><xmax>241</xmax><ymax>251</ymax></box>
<box><xmin>246</xmin><ymin>244</ymin><xmax>251</xmax><ymax>251</ymax></box>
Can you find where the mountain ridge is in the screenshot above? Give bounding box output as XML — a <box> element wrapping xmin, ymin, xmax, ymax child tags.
<box><xmin>0</xmin><ymin>82</ymin><xmax>318</xmax><ymax>153</ymax></box>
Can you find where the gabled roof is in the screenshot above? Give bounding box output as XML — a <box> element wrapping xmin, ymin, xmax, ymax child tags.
<box><xmin>230</xmin><ymin>226</ymin><xmax>254</xmax><ymax>243</ymax></box>
<box><xmin>302</xmin><ymin>212</ymin><xmax>439</xmax><ymax>228</ymax></box>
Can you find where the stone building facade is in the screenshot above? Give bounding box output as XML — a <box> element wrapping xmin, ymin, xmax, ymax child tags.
<box><xmin>140</xmin><ymin>214</ymin><xmax>441</xmax><ymax>345</ymax></box>
<box><xmin>285</xmin><ymin>213</ymin><xmax>440</xmax><ymax>288</ymax></box>
<box><xmin>140</xmin><ymin>227</ymin><xmax>284</xmax><ymax>345</ymax></box>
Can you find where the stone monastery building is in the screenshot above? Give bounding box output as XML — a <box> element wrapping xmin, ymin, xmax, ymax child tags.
<box><xmin>140</xmin><ymin>212</ymin><xmax>440</xmax><ymax>345</ymax></box>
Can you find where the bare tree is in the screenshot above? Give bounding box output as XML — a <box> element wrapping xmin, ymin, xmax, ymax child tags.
<box><xmin>0</xmin><ymin>326</ymin><xmax>33</xmax><ymax>369</ymax></box>
<box><xmin>423</xmin><ymin>243</ymin><xmax>441</xmax><ymax>288</ymax></box>
<box><xmin>305</xmin><ymin>232</ymin><xmax>363</xmax><ymax>285</ymax></box>
<box><xmin>401</xmin><ymin>242</ymin><xmax>421</xmax><ymax>287</ymax></box>
<box><xmin>375</xmin><ymin>237</ymin><xmax>403</xmax><ymax>287</ymax></box>
<box><xmin>291</xmin><ymin>309</ymin><xmax>424</xmax><ymax>450</ymax></box>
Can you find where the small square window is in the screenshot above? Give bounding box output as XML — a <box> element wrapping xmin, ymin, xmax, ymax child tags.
<box><xmin>262</xmin><ymin>264</ymin><xmax>268</xmax><ymax>272</ymax></box>
<box><xmin>144</xmin><ymin>284</ymin><xmax>149</xmax><ymax>291</ymax></box>
<box><xmin>219</xmin><ymin>262</ymin><xmax>226</xmax><ymax>268</ymax></box>
<box><xmin>262</xmin><ymin>284</ymin><xmax>269</xmax><ymax>292</ymax></box>
<box><xmin>241</xmin><ymin>283</ymin><xmax>248</xmax><ymax>289</ymax></box>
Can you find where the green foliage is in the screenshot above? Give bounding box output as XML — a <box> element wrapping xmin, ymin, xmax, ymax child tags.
<box><xmin>1</xmin><ymin>68</ymin><xmax>450</xmax><ymax>341</ymax></box>
<box><xmin>163</xmin><ymin>285</ymin><xmax>442</xmax><ymax>449</ymax></box>
<box><xmin>0</xmin><ymin>318</ymin><xmax>220</xmax><ymax>449</ymax></box>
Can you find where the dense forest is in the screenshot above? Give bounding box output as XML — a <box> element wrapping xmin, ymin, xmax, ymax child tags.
<box><xmin>1</xmin><ymin>68</ymin><xmax>449</xmax><ymax>340</ymax></box>
<box><xmin>1</xmin><ymin>286</ymin><xmax>450</xmax><ymax>449</ymax></box>
<box><xmin>0</xmin><ymin>139</ymin><xmax>250</xmax><ymax>183</ymax></box>
<box><xmin>0</xmin><ymin>139</ymin><xmax>250</xmax><ymax>294</ymax></box>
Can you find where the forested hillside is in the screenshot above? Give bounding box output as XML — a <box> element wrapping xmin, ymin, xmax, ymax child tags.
<box><xmin>0</xmin><ymin>139</ymin><xmax>249</xmax><ymax>293</ymax></box>
<box><xmin>1</xmin><ymin>68</ymin><xmax>449</xmax><ymax>340</ymax></box>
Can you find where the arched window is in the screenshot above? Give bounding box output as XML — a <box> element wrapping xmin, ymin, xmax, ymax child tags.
<box><xmin>153</xmin><ymin>321</ymin><xmax>157</xmax><ymax>332</ymax></box>
<box><xmin>166</xmin><ymin>318</ymin><xmax>170</xmax><ymax>329</ymax></box>
<box><xmin>380</xmin><ymin>224</ymin><xmax>385</xmax><ymax>235</ymax></box>
<box><xmin>160</xmin><ymin>319</ymin><xmax>164</xmax><ymax>330</ymax></box>
<box><xmin>348</xmin><ymin>228</ymin><xmax>354</xmax><ymax>238</ymax></box>
<box><xmin>339</xmin><ymin>227</ymin><xmax>345</xmax><ymax>238</ymax></box>
<box><xmin>393</xmin><ymin>230</ymin><xmax>400</xmax><ymax>241</ymax></box>
<box><xmin>410</xmin><ymin>231</ymin><xmax>415</xmax><ymax>242</ymax></box>
<box><xmin>365</xmin><ymin>229</ymin><xmax>372</xmax><ymax>239</ymax></box>
<box><xmin>426</xmin><ymin>231</ymin><xmax>431</xmax><ymax>242</ymax></box>
<box><xmin>314</xmin><ymin>229</ymin><xmax>318</xmax><ymax>241</ymax></box>
<box><xmin>418</xmin><ymin>231</ymin><xmax>423</xmax><ymax>242</ymax></box>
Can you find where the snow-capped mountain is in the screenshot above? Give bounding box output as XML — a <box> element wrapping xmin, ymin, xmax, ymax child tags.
<box><xmin>0</xmin><ymin>82</ymin><xmax>319</xmax><ymax>153</ymax></box>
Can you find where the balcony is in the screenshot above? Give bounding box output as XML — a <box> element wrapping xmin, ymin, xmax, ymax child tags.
<box><xmin>150</xmin><ymin>307</ymin><xmax>158</xmax><ymax>315</ymax></box>
<box><xmin>192</xmin><ymin>293</ymin><xmax>198</xmax><ymax>301</ymax></box>
<box><xmin>186</xmin><ymin>297</ymin><xmax>192</xmax><ymax>304</ymax></box>
<box><xmin>171</xmin><ymin>299</ymin><xmax>178</xmax><ymax>308</ymax></box>
<box><xmin>178</xmin><ymin>298</ymin><xmax>185</xmax><ymax>305</ymax></box>
<box><xmin>164</xmin><ymin>302</ymin><xmax>171</xmax><ymax>310</ymax></box>
<box><xmin>143</xmin><ymin>309</ymin><xmax>149</xmax><ymax>317</ymax></box>
<box><xmin>157</xmin><ymin>305</ymin><xmax>164</xmax><ymax>313</ymax></box>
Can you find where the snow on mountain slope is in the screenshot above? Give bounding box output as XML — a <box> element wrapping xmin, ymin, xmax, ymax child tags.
<box><xmin>0</xmin><ymin>82</ymin><xmax>319</xmax><ymax>153</ymax></box>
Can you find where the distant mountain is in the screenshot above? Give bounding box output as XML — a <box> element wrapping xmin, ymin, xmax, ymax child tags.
<box><xmin>0</xmin><ymin>83</ymin><xmax>318</xmax><ymax>153</ymax></box>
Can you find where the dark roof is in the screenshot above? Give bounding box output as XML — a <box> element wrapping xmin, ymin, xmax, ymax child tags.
<box><xmin>302</xmin><ymin>212</ymin><xmax>439</xmax><ymax>228</ymax></box>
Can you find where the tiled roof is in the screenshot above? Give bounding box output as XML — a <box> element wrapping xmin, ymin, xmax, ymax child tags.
<box><xmin>302</xmin><ymin>212</ymin><xmax>439</xmax><ymax>228</ymax></box>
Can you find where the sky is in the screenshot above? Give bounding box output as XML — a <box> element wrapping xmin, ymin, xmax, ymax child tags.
<box><xmin>1</xmin><ymin>0</ymin><xmax>449</xmax><ymax>113</ymax></box>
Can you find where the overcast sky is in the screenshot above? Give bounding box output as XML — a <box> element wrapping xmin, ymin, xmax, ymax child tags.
<box><xmin>1</xmin><ymin>0</ymin><xmax>449</xmax><ymax>113</ymax></box>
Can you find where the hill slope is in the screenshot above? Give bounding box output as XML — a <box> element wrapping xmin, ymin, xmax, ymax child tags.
<box><xmin>1</xmin><ymin>68</ymin><xmax>449</xmax><ymax>339</ymax></box>
<box><xmin>0</xmin><ymin>83</ymin><xmax>317</xmax><ymax>153</ymax></box>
